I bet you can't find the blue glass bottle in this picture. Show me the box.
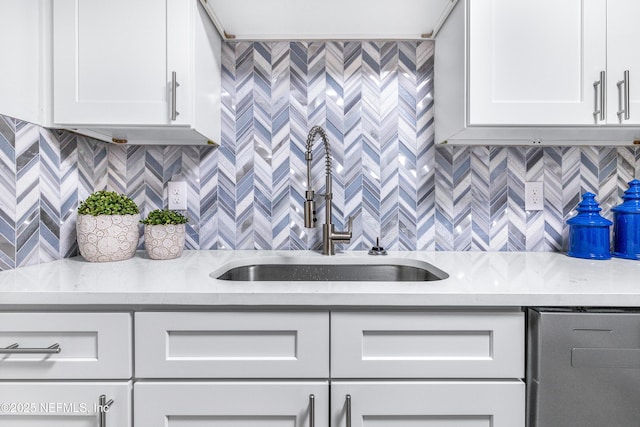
[567,192,612,260]
[612,179,640,260]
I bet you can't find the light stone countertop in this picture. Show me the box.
[0,250,639,307]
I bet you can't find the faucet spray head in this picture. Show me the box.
[304,190,317,228]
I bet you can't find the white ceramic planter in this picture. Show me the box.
[144,224,186,260]
[76,214,140,262]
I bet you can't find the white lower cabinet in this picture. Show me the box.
[331,381,524,427]
[133,380,524,427]
[134,381,328,427]
[2,309,524,426]
[132,310,525,427]
[330,311,525,427]
[0,382,131,427]
[0,313,132,427]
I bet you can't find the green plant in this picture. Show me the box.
[140,209,188,225]
[77,191,139,216]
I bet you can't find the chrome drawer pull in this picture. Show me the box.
[0,343,61,354]
[98,394,114,427]
[309,394,315,427]
[346,394,352,427]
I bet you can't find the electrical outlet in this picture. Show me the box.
[525,181,544,211]
[167,181,187,210]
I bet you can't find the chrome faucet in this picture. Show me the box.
[304,126,353,255]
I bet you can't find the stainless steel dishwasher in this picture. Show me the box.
[528,308,640,426]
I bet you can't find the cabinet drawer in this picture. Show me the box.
[0,381,131,427]
[331,311,524,378]
[135,311,329,378]
[0,313,132,379]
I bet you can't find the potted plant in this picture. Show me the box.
[140,209,188,260]
[76,190,140,262]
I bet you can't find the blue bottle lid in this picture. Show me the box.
[566,192,613,227]
[612,179,640,214]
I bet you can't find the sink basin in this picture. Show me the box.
[214,261,448,282]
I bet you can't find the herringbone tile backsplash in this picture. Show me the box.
[1,41,639,270]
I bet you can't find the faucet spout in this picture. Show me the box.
[304,126,352,255]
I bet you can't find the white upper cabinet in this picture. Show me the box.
[435,0,640,145]
[0,0,44,125]
[51,0,221,145]
[53,0,175,125]
[607,0,640,125]
[468,0,605,126]
[200,0,458,40]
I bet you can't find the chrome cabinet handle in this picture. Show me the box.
[98,394,114,427]
[625,70,631,120]
[346,394,352,427]
[309,394,315,427]
[593,70,606,122]
[171,71,180,121]
[0,343,61,354]
[617,70,630,121]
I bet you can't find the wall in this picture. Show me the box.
[1,41,639,271]
[0,117,105,270]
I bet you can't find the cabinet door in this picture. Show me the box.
[0,382,131,427]
[135,381,328,427]
[607,0,640,124]
[52,0,188,125]
[468,0,606,125]
[0,0,41,124]
[332,381,524,427]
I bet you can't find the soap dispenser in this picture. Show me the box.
[566,192,612,260]
[612,179,640,260]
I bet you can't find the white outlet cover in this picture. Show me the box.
[525,181,544,211]
[167,181,187,210]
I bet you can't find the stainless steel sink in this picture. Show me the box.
[215,262,448,282]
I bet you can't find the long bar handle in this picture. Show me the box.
[346,394,351,427]
[594,70,606,122]
[625,70,630,120]
[618,70,630,121]
[98,394,114,427]
[309,394,315,427]
[0,343,61,354]
[171,71,180,121]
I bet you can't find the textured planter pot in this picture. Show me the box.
[144,224,186,260]
[76,214,140,262]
